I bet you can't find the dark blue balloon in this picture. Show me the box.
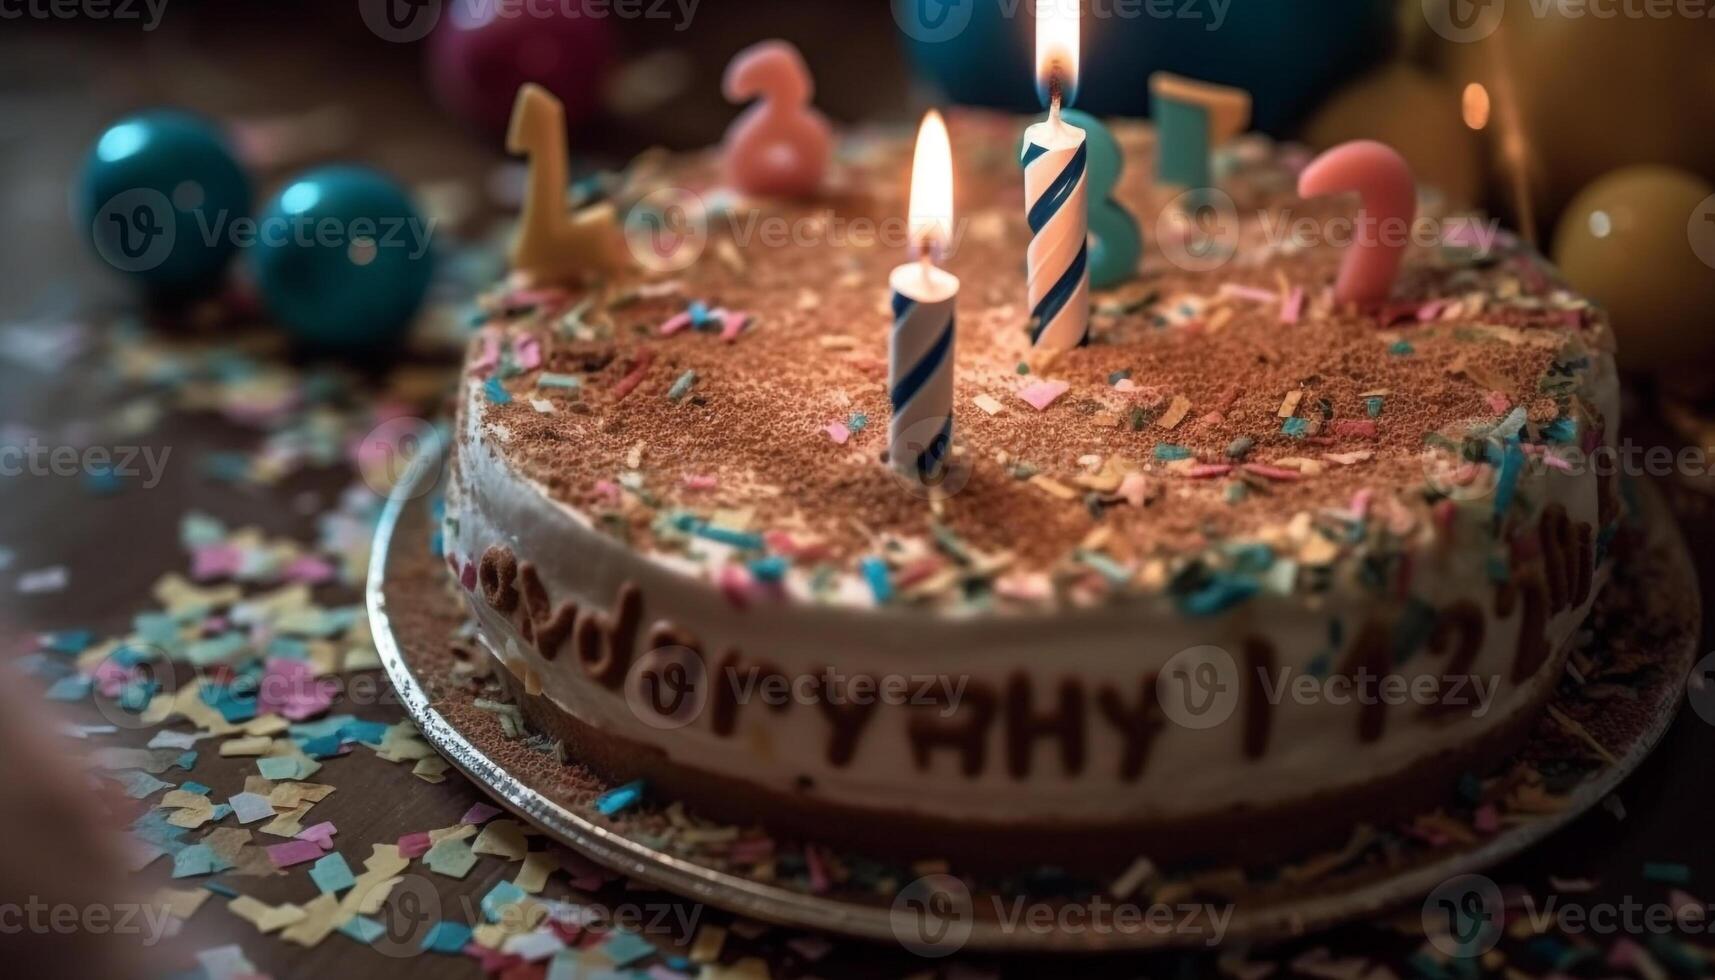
[75,110,252,298]
[895,0,1396,135]
[247,166,435,354]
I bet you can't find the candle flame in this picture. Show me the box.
[1034,0,1080,109]
[908,110,954,259]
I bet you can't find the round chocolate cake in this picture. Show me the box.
[442,113,1619,869]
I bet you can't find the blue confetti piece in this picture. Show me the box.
[1178,574,1259,617]
[44,674,93,702]
[747,555,789,583]
[1388,340,1415,356]
[602,930,658,968]
[483,376,512,405]
[310,852,356,894]
[847,412,868,432]
[176,750,199,771]
[337,719,390,746]
[180,781,213,796]
[481,880,527,922]
[596,780,646,817]
[339,915,386,945]
[421,921,473,954]
[300,735,344,759]
[859,556,892,604]
[1365,396,1385,418]
[41,629,96,654]
[1153,442,1193,461]
[1493,440,1525,518]
[256,756,308,781]
[1281,417,1309,439]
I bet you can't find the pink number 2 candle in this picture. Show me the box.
[1297,140,1417,308]
[721,40,833,199]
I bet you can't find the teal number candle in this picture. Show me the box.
[1150,73,1253,202]
[1059,109,1142,289]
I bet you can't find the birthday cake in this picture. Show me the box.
[442,110,1619,870]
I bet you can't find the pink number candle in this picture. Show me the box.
[1297,140,1418,307]
[721,40,833,199]
[1022,2,1090,353]
[890,111,959,483]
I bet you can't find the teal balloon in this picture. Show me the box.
[248,166,434,354]
[1061,109,1143,289]
[898,0,1393,135]
[75,110,252,299]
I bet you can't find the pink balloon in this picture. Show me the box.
[721,40,832,199]
[1297,140,1417,308]
[428,3,616,137]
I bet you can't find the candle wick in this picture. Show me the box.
[919,250,934,289]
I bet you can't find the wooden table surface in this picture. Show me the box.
[2,9,1713,979]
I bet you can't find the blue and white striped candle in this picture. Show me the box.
[1024,2,1090,353]
[888,264,958,481]
[889,109,959,484]
[1022,113,1090,352]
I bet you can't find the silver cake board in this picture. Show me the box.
[366,460,1700,953]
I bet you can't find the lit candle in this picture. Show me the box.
[1150,73,1252,201]
[889,110,959,484]
[1060,108,1142,289]
[1022,2,1090,353]
[1297,140,1417,307]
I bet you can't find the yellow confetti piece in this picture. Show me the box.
[259,804,315,839]
[704,956,772,980]
[229,895,307,934]
[428,823,478,845]
[412,756,451,783]
[279,893,343,948]
[152,886,212,921]
[1028,474,1078,500]
[1157,395,1192,431]
[1277,389,1304,418]
[219,736,275,758]
[514,850,555,894]
[472,819,530,861]
[972,394,1004,416]
[689,924,728,963]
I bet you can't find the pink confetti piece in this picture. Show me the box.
[1280,287,1305,324]
[1473,804,1500,834]
[397,831,434,859]
[719,310,752,342]
[1350,489,1374,518]
[258,658,337,722]
[298,822,337,850]
[1485,391,1511,414]
[823,421,851,445]
[1331,420,1378,439]
[1018,379,1070,411]
[1415,299,1448,322]
[191,546,243,582]
[468,332,501,375]
[611,350,656,402]
[1179,464,1233,479]
[682,474,718,490]
[460,561,477,591]
[726,837,775,864]
[592,480,622,503]
[461,802,502,825]
[514,334,542,371]
[265,839,324,868]
[1219,284,1276,304]
[282,555,335,585]
[1117,472,1151,508]
[717,564,753,609]
[658,311,694,337]
[804,844,830,895]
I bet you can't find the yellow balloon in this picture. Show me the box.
[1304,63,1483,208]
[1428,2,1715,218]
[1552,166,1715,381]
